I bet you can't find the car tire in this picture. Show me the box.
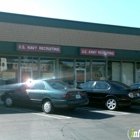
[105,97,118,111]
[4,95,13,107]
[42,100,54,114]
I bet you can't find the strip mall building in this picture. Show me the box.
[0,12,140,87]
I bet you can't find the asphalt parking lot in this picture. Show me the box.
[0,100,140,140]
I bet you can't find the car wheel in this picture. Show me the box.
[105,97,118,111]
[4,95,13,107]
[42,100,54,114]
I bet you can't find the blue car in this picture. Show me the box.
[1,80,89,114]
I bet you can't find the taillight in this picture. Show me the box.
[62,94,74,98]
[128,92,134,98]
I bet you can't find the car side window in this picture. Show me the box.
[94,81,109,89]
[49,81,66,89]
[33,82,45,90]
[81,81,94,89]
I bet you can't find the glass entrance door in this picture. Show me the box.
[20,67,33,82]
[75,68,86,87]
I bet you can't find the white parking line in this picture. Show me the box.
[77,107,130,115]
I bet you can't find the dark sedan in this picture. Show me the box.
[0,80,89,114]
[78,80,140,110]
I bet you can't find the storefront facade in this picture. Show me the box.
[0,12,140,87]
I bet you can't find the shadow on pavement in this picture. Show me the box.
[0,101,140,120]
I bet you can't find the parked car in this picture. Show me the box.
[0,78,18,95]
[130,83,140,90]
[77,80,140,110]
[0,79,89,114]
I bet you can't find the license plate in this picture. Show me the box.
[76,94,81,99]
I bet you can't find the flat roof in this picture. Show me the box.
[0,11,140,36]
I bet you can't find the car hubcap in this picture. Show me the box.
[106,99,116,110]
[6,97,12,106]
[44,102,51,113]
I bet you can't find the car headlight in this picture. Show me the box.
[137,93,140,97]
[128,92,134,98]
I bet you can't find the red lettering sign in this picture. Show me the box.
[81,48,115,57]
[17,44,61,53]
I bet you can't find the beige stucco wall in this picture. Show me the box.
[0,22,140,50]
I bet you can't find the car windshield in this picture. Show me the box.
[45,80,72,89]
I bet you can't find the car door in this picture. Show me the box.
[26,81,47,105]
[12,84,31,104]
[80,81,95,103]
[91,81,110,103]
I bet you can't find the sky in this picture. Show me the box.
[0,0,140,28]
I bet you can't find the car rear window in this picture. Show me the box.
[46,80,71,89]
[109,81,130,90]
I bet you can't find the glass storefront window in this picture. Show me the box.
[136,62,140,82]
[40,58,55,79]
[122,62,134,85]
[32,57,38,79]
[76,60,86,86]
[0,56,18,85]
[76,59,85,68]
[137,62,140,70]
[20,56,38,82]
[108,61,121,81]
[59,59,74,85]
[86,60,91,81]
[92,61,106,80]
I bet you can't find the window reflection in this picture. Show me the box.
[40,58,55,79]
[59,59,74,85]
[108,61,121,81]
[136,62,140,82]
[76,60,86,86]
[20,56,38,82]
[86,60,90,81]
[0,56,18,85]
[76,60,85,68]
[122,62,134,85]
[92,61,106,80]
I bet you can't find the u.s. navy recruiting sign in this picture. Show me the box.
[17,44,61,53]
